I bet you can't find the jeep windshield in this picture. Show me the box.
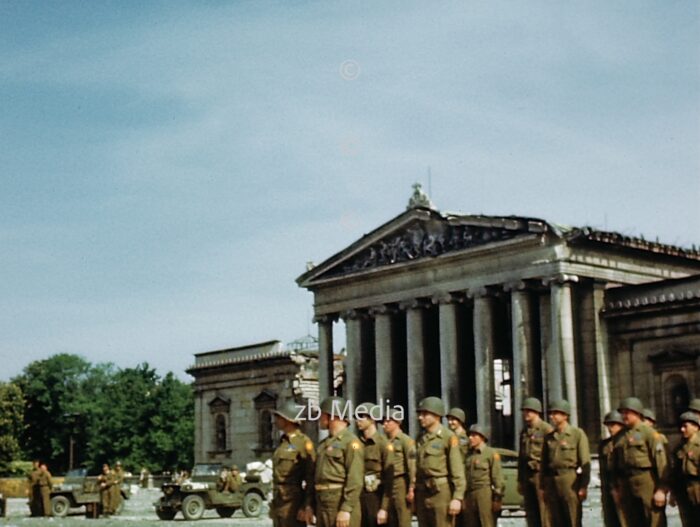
[191,464,222,477]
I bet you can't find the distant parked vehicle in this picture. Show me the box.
[49,468,131,517]
[495,448,525,514]
[154,463,268,520]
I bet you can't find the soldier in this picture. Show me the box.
[270,399,316,527]
[111,461,125,515]
[643,408,670,527]
[382,408,416,527]
[38,463,52,517]
[539,399,590,527]
[446,408,469,460]
[613,397,669,527]
[463,424,504,527]
[356,403,394,527]
[671,411,700,526]
[599,411,624,527]
[517,397,552,527]
[26,459,41,517]
[98,463,114,516]
[414,396,465,527]
[314,396,364,527]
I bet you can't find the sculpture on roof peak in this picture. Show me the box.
[407,182,436,210]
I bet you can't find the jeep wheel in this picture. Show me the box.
[155,507,177,520]
[242,492,262,518]
[51,495,71,517]
[216,507,236,518]
[182,494,206,520]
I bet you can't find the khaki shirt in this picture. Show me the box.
[613,422,669,489]
[598,431,624,489]
[416,424,466,501]
[273,430,316,507]
[465,444,504,498]
[389,432,416,488]
[674,431,700,480]
[314,427,364,513]
[38,469,52,489]
[540,423,591,490]
[361,431,394,510]
[455,429,469,461]
[517,418,552,484]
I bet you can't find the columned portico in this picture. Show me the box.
[371,304,396,403]
[341,309,364,407]
[315,314,336,400]
[402,299,429,436]
[435,293,462,409]
[470,287,496,434]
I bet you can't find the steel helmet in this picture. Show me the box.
[603,410,624,425]
[548,399,571,415]
[417,396,445,417]
[447,407,466,425]
[617,397,644,415]
[273,400,303,423]
[467,424,489,442]
[680,411,700,427]
[521,397,543,414]
[642,408,656,423]
[688,398,700,413]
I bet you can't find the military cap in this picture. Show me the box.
[319,396,349,420]
[618,397,644,415]
[447,407,466,425]
[273,400,303,423]
[548,399,571,415]
[521,397,543,414]
[467,424,489,441]
[355,402,378,419]
[688,398,700,413]
[115,461,122,466]
[642,408,656,423]
[384,407,404,422]
[603,410,624,425]
[417,396,445,417]
[230,464,239,471]
[680,411,700,427]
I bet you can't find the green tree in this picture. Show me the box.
[0,382,24,474]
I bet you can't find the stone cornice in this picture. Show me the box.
[398,298,431,310]
[542,273,580,286]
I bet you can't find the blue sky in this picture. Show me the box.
[1,1,698,381]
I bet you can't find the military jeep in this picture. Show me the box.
[154,463,268,520]
[49,468,131,517]
[494,448,525,514]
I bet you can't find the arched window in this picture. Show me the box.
[260,409,273,449]
[665,374,690,425]
[215,414,227,451]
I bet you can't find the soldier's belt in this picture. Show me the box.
[416,476,448,491]
[624,467,651,476]
[315,483,344,491]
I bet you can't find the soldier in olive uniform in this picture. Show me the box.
[539,399,590,527]
[27,460,41,517]
[314,396,364,527]
[98,463,115,516]
[382,408,416,527]
[612,397,669,527]
[38,463,53,517]
[271,400,316,527]
[463,424,504,527]
[643,408,670,527]
[671,412,700,526]
[446,408,468,461]
[356,403,394,527]
[599,411,625,527]
[414,396,465,527]
[517,397,552,527]
[111,461,125,515]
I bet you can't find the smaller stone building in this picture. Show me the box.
[187,337,343,469]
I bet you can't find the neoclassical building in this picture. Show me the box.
[297,186,700,446]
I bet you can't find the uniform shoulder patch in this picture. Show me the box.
[493,452,500,461]
[351,441,361,450]
[386,443,394,452]
[449,435,459,448]
[305,440,314,453]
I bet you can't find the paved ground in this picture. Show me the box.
[1,487,683,526]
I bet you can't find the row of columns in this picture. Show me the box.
[315,274,584,440]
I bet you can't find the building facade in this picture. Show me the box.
[297,186,700,446]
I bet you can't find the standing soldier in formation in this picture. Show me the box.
[98,463,115,516]
[356,403,394,527]
[613,397,669,527]
[382,408,416,527]
[463,424,504,527]
[27,459,41,516]
[414,396,465,527]
[270,400,316,527]
[38,463,52,517]
[517,397,552,527]
[314,396,364,527]
[446,408,468,460]
[643,408,670,527]
[539,399,590,527]
[671,412,700,526]
[599,411,624,527]
[111,461,125,515]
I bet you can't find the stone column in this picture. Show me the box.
[401,299,429,436]
[341,309,364,408]
[593,281,611,437]
[314,314,337,401]
[371,305,395,403]
[506,281,535,448]
[433,293,462,409]
[470,287,496,431]
[547,274,580,426]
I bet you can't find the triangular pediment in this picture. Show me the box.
[298,208,550,286]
